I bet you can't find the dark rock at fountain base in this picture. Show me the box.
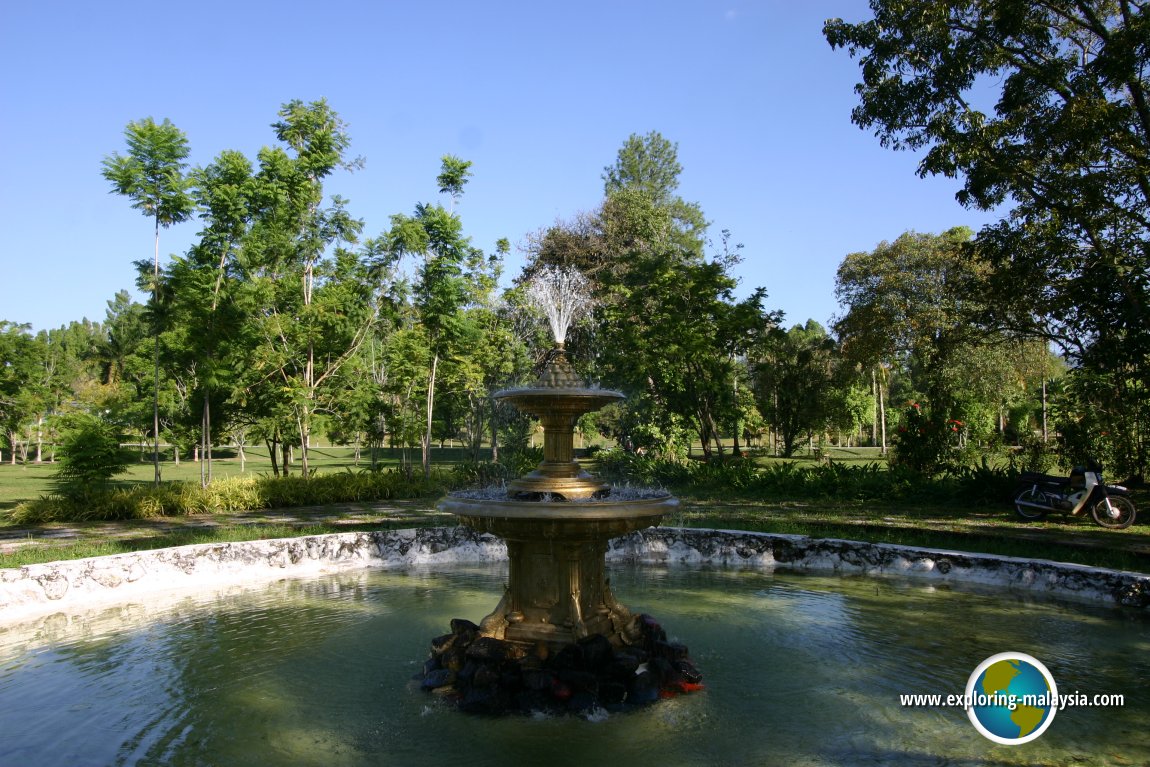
[416,614,703,716]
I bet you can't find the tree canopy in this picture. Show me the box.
[824,1,1150,369]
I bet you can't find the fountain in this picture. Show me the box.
[420,266,699,713]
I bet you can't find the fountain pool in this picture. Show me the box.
[1,560,1146,766]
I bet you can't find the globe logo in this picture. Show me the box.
[966,652,1058,744]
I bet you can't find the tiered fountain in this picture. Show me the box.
[419,267,701,714]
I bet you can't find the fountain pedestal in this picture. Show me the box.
[441,496,673,647]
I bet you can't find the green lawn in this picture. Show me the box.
[0,444,477,511]
[3,444,1146,575]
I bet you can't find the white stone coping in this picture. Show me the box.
[1,527,1147,626]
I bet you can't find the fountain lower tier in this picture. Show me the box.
[438,495,676,648]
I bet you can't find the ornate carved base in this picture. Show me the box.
[474,537,643,649]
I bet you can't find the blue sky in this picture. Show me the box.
[0,0,999,334]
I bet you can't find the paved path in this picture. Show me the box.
[0,500,449,555]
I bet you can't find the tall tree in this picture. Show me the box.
[602,130,707,254]
[0,322,41,464]
[753,320,843,457]
[387,156,478,477]
[529,132,776,459]
[834,228,988,414]
[102,117,194,484]
[167,149,255,485]
[241,99,375,476]
[825,1,1150,472]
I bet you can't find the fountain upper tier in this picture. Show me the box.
[494,346,623,500]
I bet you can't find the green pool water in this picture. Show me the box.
[1,564,1146,766]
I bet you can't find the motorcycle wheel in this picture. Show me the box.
[1091,496,1136,529]
[1013,487,1049,520]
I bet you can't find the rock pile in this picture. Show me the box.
[417,615,703,716]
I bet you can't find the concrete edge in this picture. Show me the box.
[1,526,1147,624]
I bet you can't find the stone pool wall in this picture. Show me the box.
[2,526,1147,621]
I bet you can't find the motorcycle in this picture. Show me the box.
[1013,460,1136,529]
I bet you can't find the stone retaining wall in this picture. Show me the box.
[2,527,1147,622]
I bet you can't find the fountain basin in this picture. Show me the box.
[3,527,1148,618]
[2,552,1147,766]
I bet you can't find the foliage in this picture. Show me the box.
[386,155,485,478]
[10,469,444,523]
[101,117,195,231]
[102,116,195,483]
[825,0,1150,476]
[597,447,1022,506]
[1010,431,1059,474]
[53,415,133,494]
[753,320,846,457]
[596,447,696,487]
[450,447,544,487]
[1055,365,1150,481]
[890,402,964,475]
[834,227,1052,461]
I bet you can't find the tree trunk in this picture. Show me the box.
[299,410,310,477]
[879,379,887,455]
[423,352,439,479]
[1041,377,1048,443]
[871,369,878,447]
[35,415,43,463]
[201,391,212,488]
[267,438,279,477]
[152,217,162,486]
[490,398,499,463]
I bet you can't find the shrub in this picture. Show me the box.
[9,468,445,524]
[890,403,962,475]
[596,448,696,487]
[451,448,545,488]
[53,415,133,496]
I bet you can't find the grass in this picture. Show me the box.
[666,496,1150,573]
[0,444,464,511]
[2,444,1147,575]
[0,521,454,569]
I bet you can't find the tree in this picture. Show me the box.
[834,228,990,416]
[602,131,707,254]
[29,320,105,463]
[825,1,1150,473]
[240,99,378,477]
[753,320,843,457]
[527,134,777,459]
[387,156,480,478]
[97,291,148,386]
[161,149,256,485]
[835,227,1055,469]
[102,117,194,484]
[603,130,684,204]
[0,322,42,464]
